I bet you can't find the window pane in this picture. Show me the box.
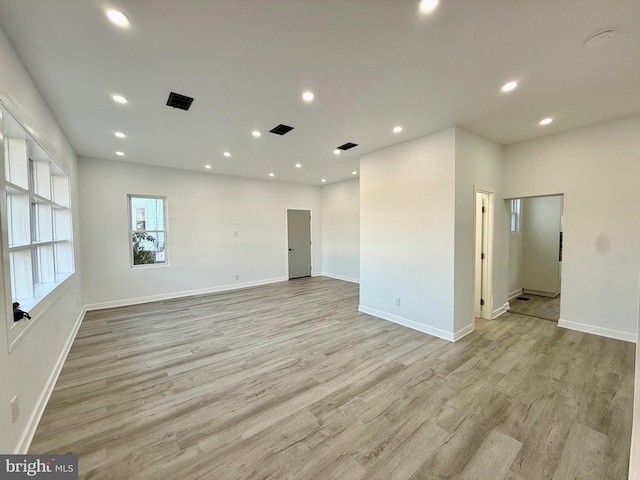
[55,242,74,274]
[53,207,72,241]
[6,137,29,189]
[34,160,52,199]
[7,191,30,246]
[37,245,55,283]
[130,196,166,266]
[130,197,164,231]
[52,174,70,206]
[132,231,166,265]
[10,250,34,301]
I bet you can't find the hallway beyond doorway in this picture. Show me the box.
[508,294,560,322]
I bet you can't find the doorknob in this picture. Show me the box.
[288,248,294,251]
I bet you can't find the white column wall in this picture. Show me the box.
[321,179,360,283]
[454,128,508,331]
[359,128,457,340]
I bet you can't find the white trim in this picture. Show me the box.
[453,323,475,341]
[321,272,359,284]
[493,302,510,318]
[558,319,636,343]
[8,274,77,352]
[473,187,494,320]
[85,277,287,311]
[14,305,86,454]
[358,305,455,342]
[509,288,524,300]
[523,289,558,298]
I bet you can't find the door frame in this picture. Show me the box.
[284,207,314,279]
[473,187,494,320]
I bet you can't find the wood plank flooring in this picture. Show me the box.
[508,294,561,321]
[30,277,634,479]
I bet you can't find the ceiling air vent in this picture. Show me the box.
[269,124,294,135]
[166,92,194,110]
[337,142,358,151]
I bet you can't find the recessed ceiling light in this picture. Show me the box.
[112,94,128,104]
[333,149,341,155]
[393,126,403,133]
[106,8,130,27]
[115,151,125,156]
[501,81,518,93]
[205,164,212,169]
[269,172,275,177]
[321,179,326,183]
[223,151,231,157]
[352,171,358,175]
[302,91,315,102]
[539,117,553,126]
[252,130,261,138]
[114,131,126,138]
[419,0,439,14]
[295,163,302,168]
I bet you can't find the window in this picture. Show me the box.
[510,198,521,233]
[129,195,166,266]
[2,108,74,320]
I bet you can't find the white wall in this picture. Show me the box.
[321,178,359,283]
[454,128,508,329]
[504,115,640,341]
[360,128,457,340]
[79,158,323,307]
[521,196,562,296]
[0,27,83,453]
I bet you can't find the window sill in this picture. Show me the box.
[8,272,76,352]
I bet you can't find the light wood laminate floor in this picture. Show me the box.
[508,294,561,322]
[30,277,634,479]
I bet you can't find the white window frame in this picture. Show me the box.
[1,104,75,350]
[510,198,521,234]
[128,195,167,267]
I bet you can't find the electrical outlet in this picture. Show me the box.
[234,274,240,281]
[10,396,19,423]
[395,297,401,306]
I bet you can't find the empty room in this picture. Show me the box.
[0,1,639,479]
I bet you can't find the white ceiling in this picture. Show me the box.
[0,0,638,185]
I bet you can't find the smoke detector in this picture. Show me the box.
[584,29,615,48]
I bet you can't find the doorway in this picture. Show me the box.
[507,195,563,321]
[474,190,492,319]
[287,209,312,279]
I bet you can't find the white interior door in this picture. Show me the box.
[287,209,311,279]
[474,192,490,318]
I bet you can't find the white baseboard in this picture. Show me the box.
[358,305,455,342]
[320,272,360,284]
[85,277,288,311]
[454,323,475,341]
[558,319,636,343]
[523,289,558,298]
[14,305,87,454]
[509,289,523,300]
[493,302,510,318]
